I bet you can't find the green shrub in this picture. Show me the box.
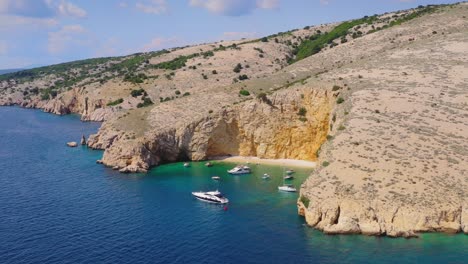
[298,107,307,116]
[239,90,250,96]
[212,70,218,74]
[332,85,342,91]
[261,37,268,42]
[124,73,147,84]
[152,54,197,70]
[137,97,153,108]
[336,97,345,104]
[175,90,181,95]
[292,16,378,63]
[300,195,310,207]
[254,47,264,53]
[238,74,249,80]
[183,92,190,96]
[233,63,243,73]
[322,161,330,167]
[131,89,146,97]
[107,98,124,106]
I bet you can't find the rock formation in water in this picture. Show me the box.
[81,135,87,145]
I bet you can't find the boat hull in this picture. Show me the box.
[278,187,297,192]
[228,171,251,175]
[192,192,229,204]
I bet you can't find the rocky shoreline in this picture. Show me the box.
[297,199,467,238]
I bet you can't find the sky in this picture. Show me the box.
[0,0,461,69]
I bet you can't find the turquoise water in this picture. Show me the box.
[0,107,467,264]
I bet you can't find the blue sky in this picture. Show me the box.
[0,0,460,69]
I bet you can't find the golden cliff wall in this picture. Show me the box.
[87,86,335,173]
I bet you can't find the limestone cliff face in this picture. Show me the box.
[17,87,114,122]
[297,4,468,237]
[87,87,334,173]
[298,197,466,237]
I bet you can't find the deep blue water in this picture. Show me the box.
[0,107,467,264]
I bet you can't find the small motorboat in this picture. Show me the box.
[278,184,297,192]
[262,173,270,179]
[284,175,294,180]
[183,162,190,167]
[205,162,213,167]
[212,176,221,180]
[228,165,251,175]
[286,169,295,175]
[192,190,229,204]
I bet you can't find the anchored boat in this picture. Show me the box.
[278,184,297,192]
[228,165,251,175]
[192,190,229,204]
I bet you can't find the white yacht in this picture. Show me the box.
[192,190,229,204]
[283,175,294,180]
[212,176,221,180]
[286,169,295,175]
[262,173,270,179]
[278,184,297,192]
[228,165,251,175]
[183,162,190,167]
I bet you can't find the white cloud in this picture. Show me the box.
[94,37,121,57]
[141,37,181,51]
[0,15,58,31]
[189,0,279,16]
[0,0,54,17]
[0,0,86,18]
[56,0,87,18]
[48,24,89,54]
[136,0,167,14]
[256,0,278,9]
[222,31,258,40]
[0,40,8,55]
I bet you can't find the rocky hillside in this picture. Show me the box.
[1,3,467,237]
[297,4,468,237]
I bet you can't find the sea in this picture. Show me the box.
[0,107,466,264]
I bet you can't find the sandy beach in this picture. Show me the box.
[211,156,316,168]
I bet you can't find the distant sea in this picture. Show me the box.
[0,107,466,264]
[0,69,23,75]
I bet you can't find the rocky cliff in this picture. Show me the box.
[12,87,114,122]
[88,87,335,173]
[298,3,468,237]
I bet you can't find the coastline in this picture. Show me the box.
[211,156,316,168]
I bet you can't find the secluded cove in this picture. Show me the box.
[0,107,467,264]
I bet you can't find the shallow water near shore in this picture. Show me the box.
[0,107,467,264]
